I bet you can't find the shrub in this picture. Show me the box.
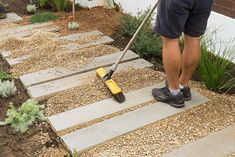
[54,0,69,11]
[0,80,17,98]
[0,99,46,133]
[30,12,58,24]
[133,31,162,59]
[0,70,12,80]
[39,0,51,8]
[39,0,70,11]
[199,33,235,92]
[119,9,153,38]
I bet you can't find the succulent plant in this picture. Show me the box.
[68,21,79,31]
[0,80,17,98]
[26,4,37,14]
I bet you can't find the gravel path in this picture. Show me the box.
[77,81,235,157]
[37,76,235,157]
[46,68,165,116]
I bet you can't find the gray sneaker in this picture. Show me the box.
[165,81,192,101]
[152,87,185,108]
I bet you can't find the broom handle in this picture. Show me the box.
[111,0,160,72]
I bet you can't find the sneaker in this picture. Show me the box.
[165,81,192,101]
[152,87,185,108]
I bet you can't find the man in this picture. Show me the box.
[152,0,214,108]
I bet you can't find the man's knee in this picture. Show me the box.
[184,34,200,44]
[162,36,179,43]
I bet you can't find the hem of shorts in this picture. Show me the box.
[183,31,204,38]
[154,28,181,39]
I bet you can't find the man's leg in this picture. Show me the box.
[152,37,185,108]
[179,35,201,86]
[162,37,182,90]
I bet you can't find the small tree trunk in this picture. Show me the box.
[73,0,75,20]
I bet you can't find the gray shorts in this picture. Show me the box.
[154,0,214,38]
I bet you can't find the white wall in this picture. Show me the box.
[75,0,103,8]
[115,0,158,16]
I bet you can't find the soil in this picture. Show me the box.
[2,0,29,16]
[54,7,121,36]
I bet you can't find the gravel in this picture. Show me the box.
[0,30,119,75]
[46,68,165,116]
[10,44,119,75]
[0,30,61,58]
[35,147,68,157]
[0,22,19,29]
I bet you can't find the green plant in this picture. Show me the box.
[54,0,69,11]
[39,0,51,8]
[68,21,79,30]
[119,9,152,38]
[0,70,12,80]
[0,80,17,98]
[0,99,46,133]
[133,30,162,59]
[26,4,37,14]
[30,12,58,24]
[64,150,79,157]
[39,0,70,11]
[199,32,235,92]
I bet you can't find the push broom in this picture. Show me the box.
[96,1,160,103]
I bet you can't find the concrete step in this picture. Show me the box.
[162,124,235,157]
[5,55,30,65]
[61,36,114,50]
[0,12,23,23]
[0,22,53,37]
[57,30,103,41]
[0,50,11,58]
[27,58,153,101]
[60,90,208,155]
[0,25,61,41]
[20,50,139,88]
[48,83,161,135]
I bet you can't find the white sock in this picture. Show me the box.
[169,88,180,96]
[179,84,185,89]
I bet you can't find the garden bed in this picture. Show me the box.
[0,56,66,157]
